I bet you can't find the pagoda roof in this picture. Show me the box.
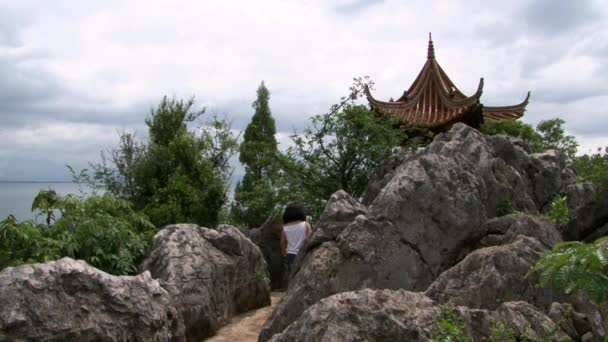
[366,34,530,128]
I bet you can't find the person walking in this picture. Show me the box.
[280,203,312,286]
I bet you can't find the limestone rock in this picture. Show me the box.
[477,213,562,250]
[140,224,270,341]
[268,289,573,342]
[260,123,567,341]
[0,258,185,341]
[248,212,284,290]
[361,151,411,205]
[425,236,560,311]
[562,182,608,241]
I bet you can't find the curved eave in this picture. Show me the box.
[365,85,481,127]
[483,91,531,120]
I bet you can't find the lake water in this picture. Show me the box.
[0,182,83,222]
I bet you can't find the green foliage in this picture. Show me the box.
[536,119,578,161]
[232,173,277,228]
[573,146,608,191]
[488,320,516,342]
[31,189,60,226]
[278,77,406,219]
[0,191,154,275]
[431,305,471,342]
[239,81,278,179]
[232,82,280,227]
[496,200,514,217]
[545,195,569,225]
[481,119,543,151]
[481,118,578,161]
[527,236,608,304]
[94,96,238,228]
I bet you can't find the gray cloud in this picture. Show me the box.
[523,0,601,36]
[332,0,383,14]
[0,0,607,182]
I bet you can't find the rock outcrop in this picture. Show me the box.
[260,124,606,341]
[140,224,270,341]
[248,212,285,290]
[0,258,185,341]
[563,182,608,241]
[268,289,574,342]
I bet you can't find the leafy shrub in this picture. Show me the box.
[431,305,471,342]
[573,146,608,191]
[488,320,516,342]
[545,195,569,225]
[481,119,543,151]
[0,191,155,275]
[496,200,514,217]
[527,236,608,304]
[481,118,578,161]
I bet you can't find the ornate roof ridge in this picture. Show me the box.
[366,34,531,127]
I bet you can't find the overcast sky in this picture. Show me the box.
[1,0,607,181]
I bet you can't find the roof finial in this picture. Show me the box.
[428,32,435,59]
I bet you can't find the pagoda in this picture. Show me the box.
[366,34,530,130]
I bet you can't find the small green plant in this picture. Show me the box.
[496,200,514,217]
[431,305,471,342]
[488,319,516,342]
[255,269,270,282]
[527,236,608,304]
[545,195,569,225]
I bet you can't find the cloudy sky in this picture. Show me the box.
[1,0,606,181]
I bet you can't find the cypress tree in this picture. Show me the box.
[232,81,279,227]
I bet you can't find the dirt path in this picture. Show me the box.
[205,292,284,342]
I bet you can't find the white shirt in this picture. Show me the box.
[283,221,307,255]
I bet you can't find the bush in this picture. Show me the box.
[488,320,516,342]
[573,146,608,191]
[545,195,569,225]
[527,236,608,304]
[481,118,578,161]
[0,191,155,275]
[480,119,543,151]
[431,305,471,342]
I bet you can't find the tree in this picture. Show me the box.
[573,146,608,191]
[279,77,406,219]
[239,81,278,179]
[232,82,280,227]
[480,119,543,151]
[481,118,578,160]
[94,96,238,228]
[536,118,578,161]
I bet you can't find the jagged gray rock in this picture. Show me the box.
[260,123,569,341]
[476,213,562,250]
[248,212,285,290]
[268,289,573,342]
[361,151,411,205]
[425,235,560,311]
[563,182,608,241]
[0,258,185,341]
[140,224,270,341]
